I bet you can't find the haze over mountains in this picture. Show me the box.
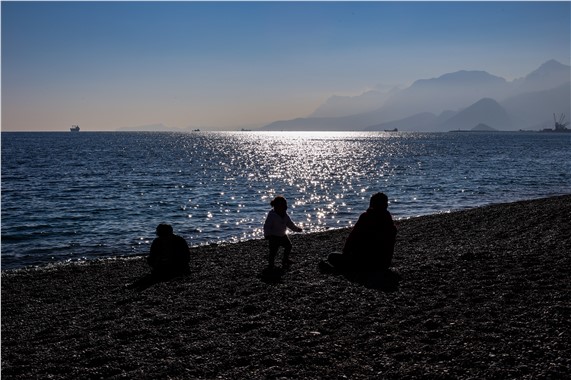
[262,60,570,132]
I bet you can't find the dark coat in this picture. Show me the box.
[148,234,191,276]
[342,207,397,270]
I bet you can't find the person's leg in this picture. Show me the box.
[268,237,280,267]
[281,236,293,266]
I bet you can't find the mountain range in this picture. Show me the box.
[262,59,570,132]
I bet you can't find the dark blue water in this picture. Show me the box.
[2,131,570,270]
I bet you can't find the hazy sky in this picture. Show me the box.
[2,1,570,131]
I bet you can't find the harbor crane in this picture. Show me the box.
[553,113,570,131]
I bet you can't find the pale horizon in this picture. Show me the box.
[2,1,570,132]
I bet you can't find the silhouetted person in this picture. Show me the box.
[148,224,191,279]
[263,196,303,268]
[324,192,397,272]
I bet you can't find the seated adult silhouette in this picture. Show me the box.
[324,192,397,272]
[147,223,191,279]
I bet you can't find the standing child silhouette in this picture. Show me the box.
[263,196,303,268]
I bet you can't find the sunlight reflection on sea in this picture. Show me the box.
[2,131,570,269]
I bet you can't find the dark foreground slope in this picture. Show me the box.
[2,195,570,379]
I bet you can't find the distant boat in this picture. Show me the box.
[70,125,80,132]
[384,128,398,132]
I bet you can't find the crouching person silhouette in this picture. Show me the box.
[148,223,191,279]
[322,192,397,273]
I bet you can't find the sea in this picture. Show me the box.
[2,131,570,270]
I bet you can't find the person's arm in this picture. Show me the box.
[343,214,365,254]
[286,215,303,232]
[148,239,159,265]
[385,212,398,239]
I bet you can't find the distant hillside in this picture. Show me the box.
[261,59,570,132]
[309,90,395,118]
[440,98,513,131]
[263,107,395,131]
[501,82,571,128]
[366,112,439,132]
[376,70,510,121]
[367,98,513,132]
[471,123,498,132]
[512,60,571,94]
[263,113,379,131]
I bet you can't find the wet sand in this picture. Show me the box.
[2,195,570,379]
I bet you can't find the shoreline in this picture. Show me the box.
[2,195,570,378]
[3,192,569,272]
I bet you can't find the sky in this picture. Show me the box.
[2,1,570,131]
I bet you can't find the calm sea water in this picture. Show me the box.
[2,131,570,270]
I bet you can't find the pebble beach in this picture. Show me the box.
[2,195,570,379]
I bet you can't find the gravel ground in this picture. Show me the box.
[2,195,570,379]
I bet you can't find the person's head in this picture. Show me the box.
[270,196,288,214]
[156,223,174,238]
[369,192,389,210]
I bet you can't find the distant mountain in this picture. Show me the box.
[407,70,507,94]
[366,83,570,133]
[512,60,571,94]
[309,88,397,118]
[366,111,458,132]
[471,123,498,132]
[440,98,513,131]
[263,110,388,131]
[366,112,438,132]
[501,82,571,128]
[372,70,510,120]
[261,59,571,131]
[367,98,512,132]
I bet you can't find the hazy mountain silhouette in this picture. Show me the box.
[440,98,513,131]
[263,110,389,131]
[512,60,571,94]
[366,112,436,132]
[309,88,398,118]
[470,123,498,132]
[501,82,571,127]
[380,70,509,121]
[367,98,513,132]
[366,111,459,132]
[261,59,570,132]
